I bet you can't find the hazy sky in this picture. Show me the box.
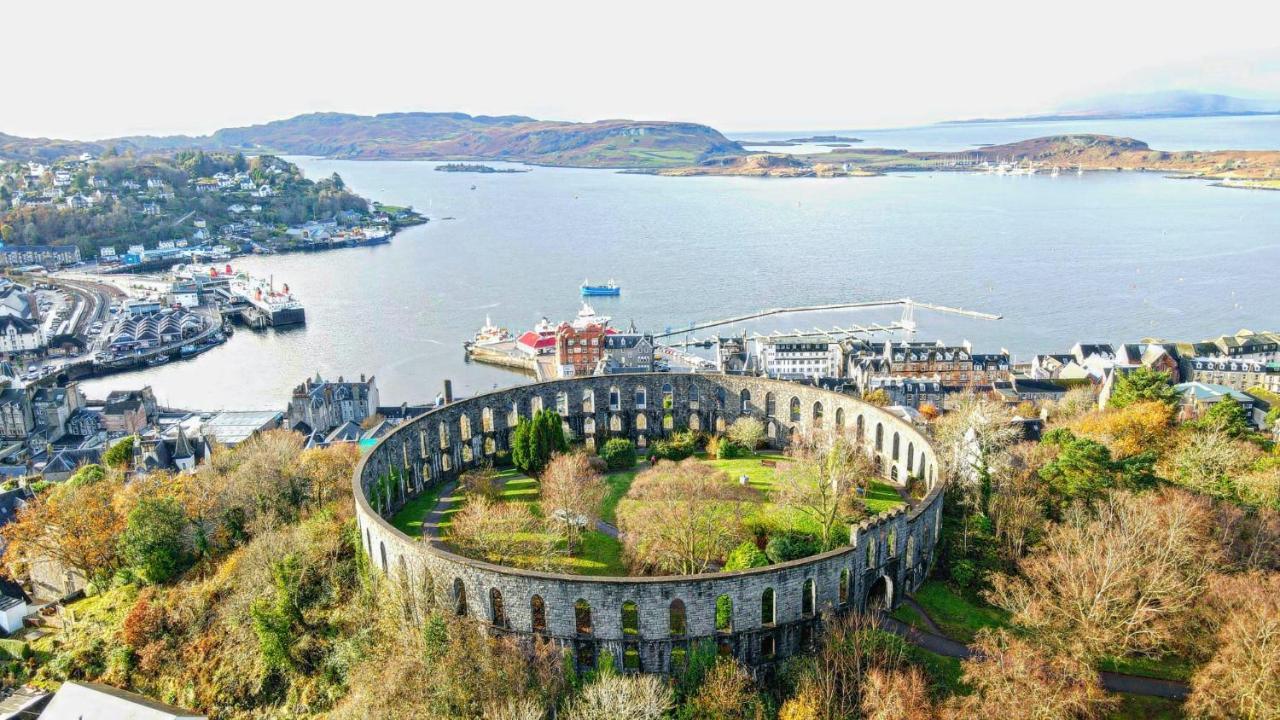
[7,0,1280,139]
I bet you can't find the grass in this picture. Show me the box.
[1100,654,1196,682]
[865,480,905,514]
[891,602,930,630]
[600,466,640,524]
[705,452,787,493]
[1107,694,1185,719]
[911,581,1010,644]
[389,483,447,535]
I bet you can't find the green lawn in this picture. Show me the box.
[389,482,449,535]
[1100,654,1196,682]
[911,581,1010,644]
[1107,694,1185,720]
[601,466,640,524]
[891,602,930,630]
[865,480,905,514]
[704,453,787,493]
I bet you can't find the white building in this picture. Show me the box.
[755,337,845,380]
[0,316,42,353]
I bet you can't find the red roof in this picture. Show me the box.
[517,331,556,350]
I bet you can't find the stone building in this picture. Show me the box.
[756,337,844,380]
[599,328,654,374]
[1184,357,1279,393]
[555,322,609,378]
[0,389,34,441]
[287,374,379,435]
[355,374,943,675]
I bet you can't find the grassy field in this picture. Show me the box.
[1108,694,1185,719]
[1100,654,1196,682]
[910,581,1011,643]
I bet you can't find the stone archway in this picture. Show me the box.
[866,574,893,611]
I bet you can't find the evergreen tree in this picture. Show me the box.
[1109,367,1178,408]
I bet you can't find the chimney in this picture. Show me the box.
[443,379,453,404]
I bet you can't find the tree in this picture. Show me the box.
[774,435,872,551]
[448,498,553,569]
[726,416,765,451]
[862,388,890,407]
[1198,396,1253,438]
[946,629,1114,719]
[1108,367,1178,409]
[2,470,126,584]
[933,392,1021,512]
[512,410,567,476]
[103,435,135,470]
[1039,429,1156,507]
[459,465,502,501]
[1187,572,1280,719]
[617,460,759,575]
[564,673,673,720]
[987,489,1219,660]
[723,541,769,571]
[119,496,189,584]
[539,452,607,553]
[1171,429,1258,500]
[598,438,636,471]
[1071,400,1173,459]
[683,657,769,720]
[860,667,940,720]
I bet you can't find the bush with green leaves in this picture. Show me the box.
[764,531,820,563]
[723,541,770,571]
[119,496,189,584]
[103,436,135,470]
[1109,366,1178,408]
[649,430,700,462]
[598,438,637,470]
[511,409,568,476]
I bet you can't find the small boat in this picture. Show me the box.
[146,354,170,367]
[180,344,198,356]
[468,315,512,347]
[581,278,621,297]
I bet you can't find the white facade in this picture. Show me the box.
[0,319,42,353]
[756,338,844,380]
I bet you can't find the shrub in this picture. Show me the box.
[103,436,135,470]
[715,437,750,460]
[724,541,770,571]
[598,438,636,471]
[119,496,189,584]
[765,532,820,563]
[726,416,765,450]
[459,465,501,501]
[649,430,700,462]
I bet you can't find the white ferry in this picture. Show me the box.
[230,273,306,327]
[468,315,512,347]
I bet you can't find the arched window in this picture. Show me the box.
[856,415,865,441]
[813,401,824,428]
[438,421,449,449]
[765,392,776,417]
[866,538,876,567]
[802,579,816,617]
[690,413,701,431]
[635,413,648,431]
[484,437,496,456]
[761,588,775,625]
[482,407,494,433]
[583,389,595,414]
[575,599,593,635]
[766,421,776,439]
[634,386,648,409]
[835,407,845,430]
[892,432,900,460]
[669,599,687,637]
[715,415,726,433]
[441,454,452,472]
[531,395,543,413]
[622,600,639,636]
[490,588,507,627]
[715,595,733,633]
[609,386,621,411]
[610,414,622,432]
[789,397,801,422]
[875,423,884,451]
[887,528,897,557]
[740,389,751,413]
[531,595,547,634]
[891,465,898,481]
[462,445,473,463]
[663,414,674,430]
[553,392,566,415]
[906,535,916,567]
[459,414,472,441]
[715,387,726,409]
[364,528,371,555]
[907,442,914,473]
[453,578,467,616]
[662,383,673,409]
[688,384,700,408]
[379,541,387,572]
[508,402,519,427]
[839,569,850,606]
[584,417,596,434]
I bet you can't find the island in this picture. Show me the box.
[434,163,529,174]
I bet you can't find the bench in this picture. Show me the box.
[760,459,777,468]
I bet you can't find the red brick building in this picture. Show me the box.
[556,322,610,377]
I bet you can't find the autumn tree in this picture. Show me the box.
[564,673,673,720]
[774,434,873,550]
[2,469,126,584]
[1186,572,1280,719]
[945,629,1114,719]
[683,657,769,720]
[617,460,759,575]
[539,452,607,553]
[860,666,940,720]
[1107,366,1178,409]
[987,489,1219,660]
[448,498,553,569]
[726,416,765,451]
[932,392,1021,511]
[1070,400,1173,459]
[459,464,502,501]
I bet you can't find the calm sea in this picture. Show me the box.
[79,117,1280,410]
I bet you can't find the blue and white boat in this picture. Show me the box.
[581,278,621,297]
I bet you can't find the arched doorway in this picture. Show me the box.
[866,574,893,611]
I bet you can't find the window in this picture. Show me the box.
[839,569,850,606]
[764,392,776,417]
[789,397,801,422]
[835,407,845,430]
[856,415,865,441]
[622,601,639,636]
[813,402,824,427]
[575,599,593,635]
[663,414,674,430]
[866,538,876,567]
[715,387,726,409]
[634,386,647,409]
[508,402,519,427]
[892,432,900,460]
[583,389,595,414]
[907,535,916,567]
[490,588,507,628]
[662,383,673,409]
[379,542,387,573]
[715,595,733,633]
[531,595,547,634]
[484,437,496,456]
[462,445,473,463]
[669,599,686,636]
[556,392,569,415]
[740,389,751,413]
[875,423,884,451]
[584,417,596,434]
[459,414,472,441]
[688,384,699,408]
[907,443,914,473]
[531,396,543,413]
[802,579,816,617]
[438,421,449,449]
[635,413,647,431]
[760,635,776,659]
[610,414,622,432]
[482,407,494,433]
[453,578,467,616]
[761,588,775,625]
[887,528,897,557]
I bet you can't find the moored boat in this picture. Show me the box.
[581,278,621,297]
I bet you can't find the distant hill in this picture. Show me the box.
[0,112,745,169]
[949,91,1280,124]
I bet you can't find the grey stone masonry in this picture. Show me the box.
[354,374,945,673]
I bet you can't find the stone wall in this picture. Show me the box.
[353,374,945,672]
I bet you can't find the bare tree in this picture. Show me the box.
[861,666,940,720]
[774,434,874,550]
[946,629,1114,719]
[987,489,1219,660]
[726,416,765,450]
[563,673,673,720]
[447,498,554,569]
[1187,572,1280,720]
[617,459,759,574]
[933,392,1021,510]
[539,452,607,554]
